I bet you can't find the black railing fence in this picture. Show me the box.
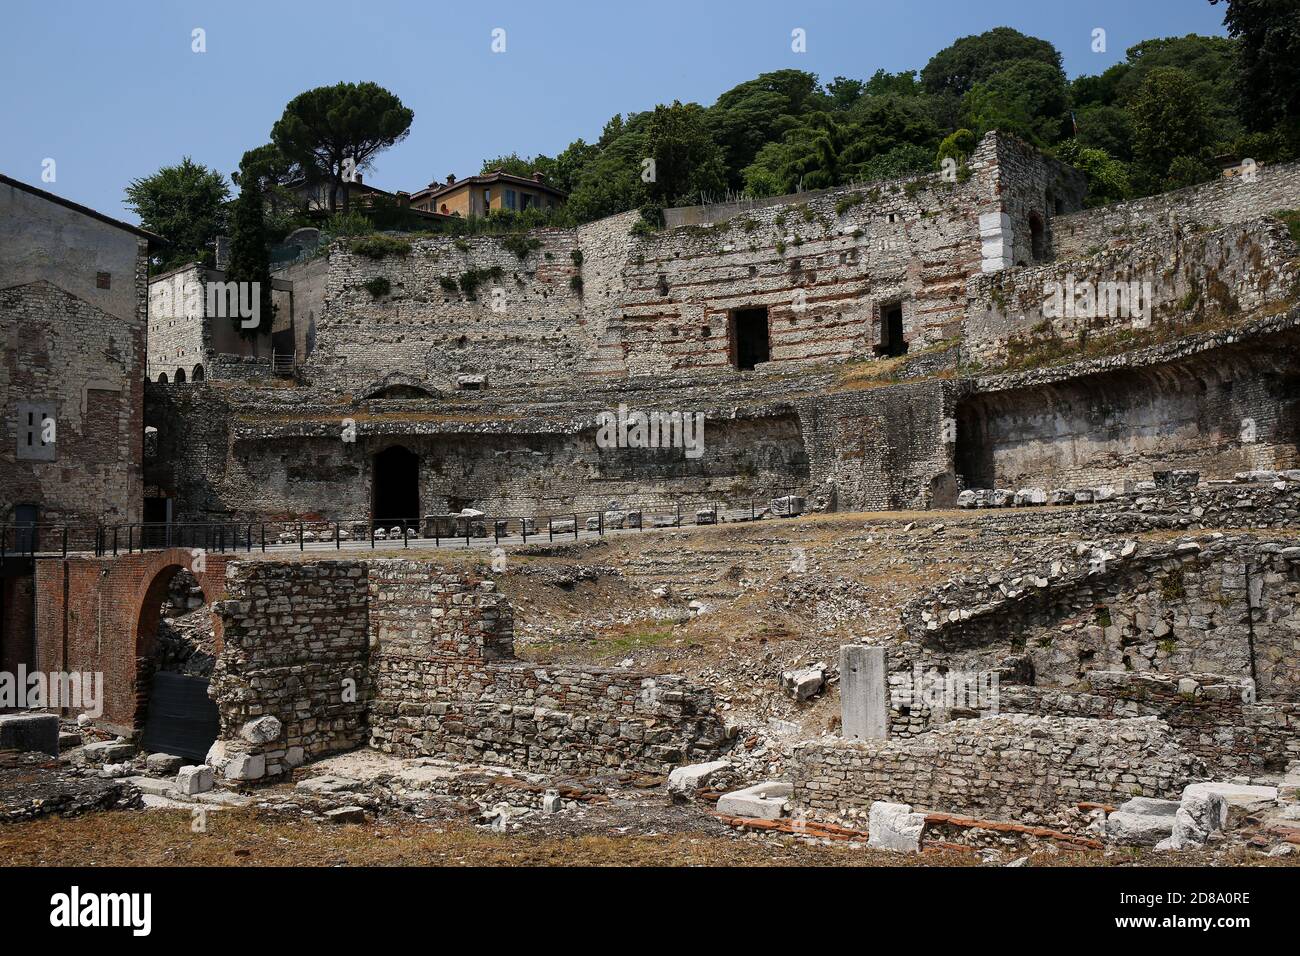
[1,487,806,560]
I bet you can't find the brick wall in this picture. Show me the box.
[31,549,229,733]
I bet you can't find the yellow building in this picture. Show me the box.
[410,170,566,217]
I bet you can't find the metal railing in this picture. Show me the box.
[0,487,805,561]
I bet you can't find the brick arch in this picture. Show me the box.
[32,548,231,734]
[129,549,228,730]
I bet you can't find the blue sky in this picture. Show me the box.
[0,0,1228,221]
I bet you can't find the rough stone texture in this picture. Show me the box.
[793,714,1202,819]
[210,561,371,781]
[209,559,729,779]
[0,713,60,756]
[716,781,793,820]
[840,645,888,739]
[366,560,729,773]
[1051,159,1300,261]
[868,800,927,852]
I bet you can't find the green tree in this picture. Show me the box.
[644,101,728,205]
[962,59,1069,146]
[479,152,537,178]
[270,81,413,212]
[224,179,276,338]
[1054,139,1133,206]
[1130,66,1215,191]
[922,27,1061,128]
[1213,0,1300,133]
[124,157,230,272]
[706,70,825,189]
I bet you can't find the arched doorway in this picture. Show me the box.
[135,564,220,760]
[192,364,205,381]
[372,445,420,530]
[174,367,187,384]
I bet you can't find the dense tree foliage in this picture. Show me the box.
[124,158,229,272]
[128,6,1300,247]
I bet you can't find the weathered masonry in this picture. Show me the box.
[208,560,728,780]
[141,132,1300,526]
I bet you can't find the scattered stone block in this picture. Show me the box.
[145,753,184,776]
[695,508,717,525]
[1105,797,1179,845]
[771,495,805,517]
[717,782,792,821]
[176,765,214,795]
[80,740,135,764]
[323,806,366,823]
[0,713,59,757]
[868,801,926,853]
[667,760,732,801]
[780,665,826,701]
[1180,782,1277,824]
[240,715,282,745]
[224,752,266,781]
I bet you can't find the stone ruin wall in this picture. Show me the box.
[1051,157,1300,261]
[955,312,1300,491]
[300,132,1082,395]
[366,560,728,772]
[881,525,1300,774]
[794,714,1202,819]
[210,559,728,780]
[963,218,1300,367]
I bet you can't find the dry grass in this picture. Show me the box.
[0,809,943,867]
[4,810,1291,867]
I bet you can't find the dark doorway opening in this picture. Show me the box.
[373,445,420,530]
[874,301,907,357]
[143,497,172,549]
[1029,212,1047,262]
[136,567,219,761]
[730,307,770,370]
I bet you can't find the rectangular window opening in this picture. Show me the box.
[729,306,770,371]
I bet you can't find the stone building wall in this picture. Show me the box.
[365,560,729,772]
[208,559,729,779]
[146,265,208,382]
[901,533,1300,698]
[793,714,1201,819]
[1052,159,1300,261]
[1,174,149,528]
[210,561,372,779]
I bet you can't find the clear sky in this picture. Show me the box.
[0,0,1229,222]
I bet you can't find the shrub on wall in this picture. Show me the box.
[351,235,412,259]
[363,276,392,298]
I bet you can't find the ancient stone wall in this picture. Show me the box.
[999,674,1300,775]
[793,714,1201,819]
[365,560,728,772]
[1052,160,1300,261]
[210,561,371,779]
[208,559,729,779]
[963,219,1299,368]
[956,313,1300,489]
[1,274,147,527]
[902,533,1300,698]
